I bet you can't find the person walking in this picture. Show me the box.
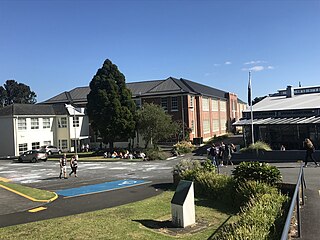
[225,143,234,166]
[59,153,68,179]
[218,142,225,166]
[208,143,217,167]
[303,138,319,167]
[69,154,78,177]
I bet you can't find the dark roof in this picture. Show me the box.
[42,77,229,105]
[0,104,68,116]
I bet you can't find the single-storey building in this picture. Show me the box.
[234,85,320,150]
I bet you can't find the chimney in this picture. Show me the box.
[286,85,294,98]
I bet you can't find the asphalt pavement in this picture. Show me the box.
[0,157,319,240]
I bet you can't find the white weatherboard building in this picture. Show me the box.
[0,104,89,157]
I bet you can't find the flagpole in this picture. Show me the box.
[249,71,254,144]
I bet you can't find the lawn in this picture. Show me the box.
[0,181,56,202]
[0,191,234,240]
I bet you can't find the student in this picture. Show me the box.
[69,154,78,177]
[59,153,68,179]
[303,138,319,167]
[208,143,217,167]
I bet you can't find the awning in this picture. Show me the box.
[233,116,320,126]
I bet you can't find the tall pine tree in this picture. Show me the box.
[86,59,136,150]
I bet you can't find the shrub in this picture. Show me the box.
[240,141,272,152]
[232,161,282,186]
[173,159,215,181]
[173,141,195,154]
[234,180,279,207]
[145,148,167,160]
[212,185,289,240]
[194,171,235,203]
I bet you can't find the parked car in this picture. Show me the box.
[18,150,48,163]
[40,145,62,155]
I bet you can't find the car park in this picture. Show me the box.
[40,145,62,155]
[18,150,48,163]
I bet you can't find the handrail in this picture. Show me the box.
[280,163,306,240]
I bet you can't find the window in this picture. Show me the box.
[32,142,40,150]
[190,96,194,109]
[134,99,142,109]
[171,97,178,111]
[220,100,227,112]
[212,119,219,131]
[43,141,51,146]
[161,98,168,111]
[31,118,39,129]
[203,119,210,133]
[59,139,68,150]
[220,118,227,131]
[211,99,218,111]
[43,118,50,129]
[202,97,209,111]
[73,116,80,127]
[19,143,28,153]
[18,118,27,130]
[58,117,67,128]
[191,120,195,133]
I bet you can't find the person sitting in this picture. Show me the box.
[111,151,118,158]
[119,152,123,159]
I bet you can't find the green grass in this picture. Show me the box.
[0,181,56,201]
[0,191,233,240]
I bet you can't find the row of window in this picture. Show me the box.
[18,140,68,153]
[18,117,80,130]
[203,119,227,133]
[18,140,52,153]
[161,97,178,111]
[202,97,227,112]
[159,96,227,112]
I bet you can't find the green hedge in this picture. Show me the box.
[211,187,288,240]
[175,159,288,239]
[232,161,282,186]
[240,141,272,152]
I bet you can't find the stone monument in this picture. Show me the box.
[171,180,195,228]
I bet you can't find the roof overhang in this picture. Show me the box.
[233,116,320,126]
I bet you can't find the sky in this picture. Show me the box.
[1,0,319,103]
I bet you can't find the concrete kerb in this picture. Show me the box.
[0,182,58,203]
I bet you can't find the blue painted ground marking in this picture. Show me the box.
[56,179,149,198]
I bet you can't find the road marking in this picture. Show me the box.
[28,207,47,213]
[56,179,151,198]
[0,177,11,182]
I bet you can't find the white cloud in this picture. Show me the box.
[225,61,232,65]
[267,66,274,70]
[244,60,265,65]
[213,63,220,67]
[242,66,264,72]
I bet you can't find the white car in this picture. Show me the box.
[40,145,62,155]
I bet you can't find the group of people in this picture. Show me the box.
[59,153,78,179]
[207,142,236,167]
[81,144,90,152]
[104,150,146,160]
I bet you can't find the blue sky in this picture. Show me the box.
[1,0,319,102]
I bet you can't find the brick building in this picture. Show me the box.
[43,77,246,145]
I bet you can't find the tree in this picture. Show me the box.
[252,96,267,105]
[136,103,178,148]
[86,59,136,150]
[0,80,37,107]
[0,86,6,107]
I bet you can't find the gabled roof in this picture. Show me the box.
[42,77,229,105]
[0,104,68,116]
